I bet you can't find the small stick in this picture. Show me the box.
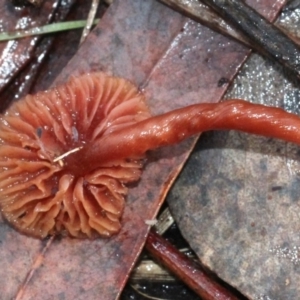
[159,0,249,47]
[162,0,300,82]
[145,230,241,300]
[80,0,101,44]
[53,147,83,163]
[15,236,55,300]
[200,0,300,81]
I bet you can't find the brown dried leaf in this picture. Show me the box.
[168,2,300,300]
[0,1,70,92]
[0,0,76,109]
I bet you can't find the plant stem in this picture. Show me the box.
[146,230,242,300]
[0,19,100,42]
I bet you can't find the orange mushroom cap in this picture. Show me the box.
[0,73,151,238]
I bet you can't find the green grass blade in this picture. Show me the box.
[0,19,100,42]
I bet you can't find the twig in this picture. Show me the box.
[159,0,249,46]
[145,230,242,300]
[15,236,55,300]
[161,0,300,83]
[80,0,101,44]
[200,0,300,81]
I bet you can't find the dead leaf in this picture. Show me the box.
[168,2,300,300]
[0,0,286,299]
[0,1,76,95]
[0,0,77,110]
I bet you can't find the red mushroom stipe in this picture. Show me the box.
[1,72,300,239]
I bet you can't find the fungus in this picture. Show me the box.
[0,73,151,238]
[1,72,300,239]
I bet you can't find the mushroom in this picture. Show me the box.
[0,72,151,238]
[1,72,300,239]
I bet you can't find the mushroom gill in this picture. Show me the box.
[0,73,151,238]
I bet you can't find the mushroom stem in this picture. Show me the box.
[77,99,300,171]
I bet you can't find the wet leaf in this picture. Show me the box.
[0,1,76,94]
[168,1,300,300]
